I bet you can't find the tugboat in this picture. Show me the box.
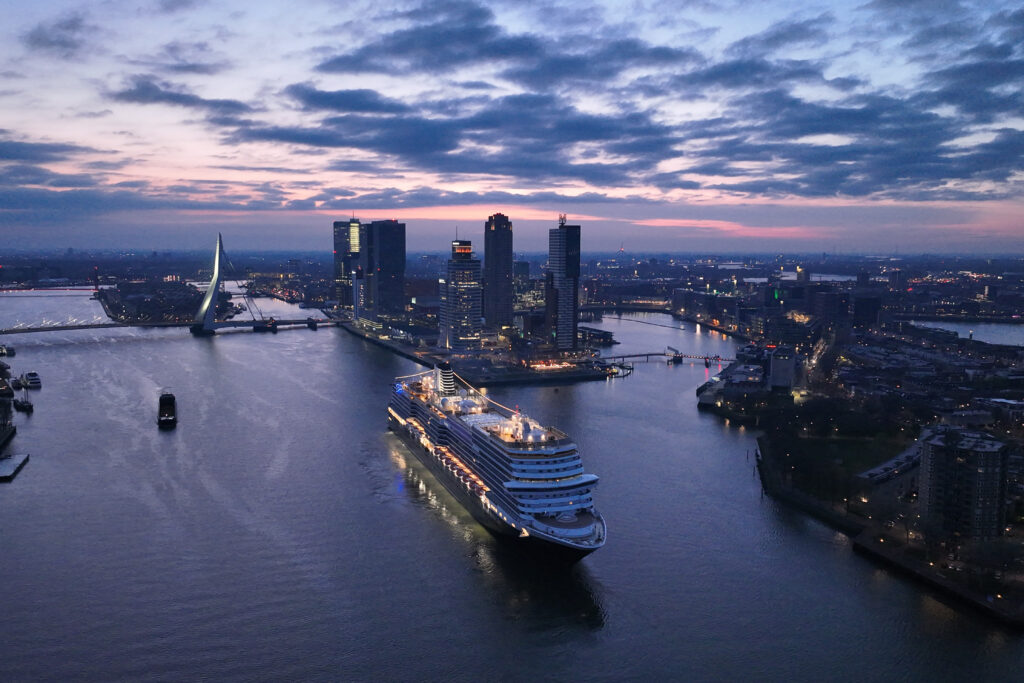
[158,392,177,429]
[13,390,33,414]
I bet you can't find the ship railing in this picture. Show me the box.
[499,435,575,450]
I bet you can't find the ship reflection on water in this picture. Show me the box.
[387,439,606,630]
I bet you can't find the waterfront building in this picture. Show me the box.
[920,427,1008,541]
[439,240,482,351]
[483,213,514,329]
[545,215,580,351]
[354,219,405,324]
[333,218,361,306]
[769,345,797,389]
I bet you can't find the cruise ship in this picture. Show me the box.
[387,363,606,561]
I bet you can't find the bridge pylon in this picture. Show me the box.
[190,233,225,336]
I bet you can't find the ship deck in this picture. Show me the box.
[535,509,600,530]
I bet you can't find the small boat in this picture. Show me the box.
[158,392,177,429]
[21,372,41,389]
[13,391,33,413]
[0,345,14,357]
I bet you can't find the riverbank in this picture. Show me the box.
[756,433,1024,626]
[0,424,15,450]
[896,314,1024,325]
[334,320,431,368]
[334,319,615,386]
[853,533,1024,627]
[673,314,752,342]
[755,435,867,535]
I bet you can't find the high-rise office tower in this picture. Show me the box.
[483,213,513,328]
[439,240,482,351]
[333,220,346,303]
[513,261,530,294]
[920,428,1008,541]
[545,215,580,351]
[333,218,361,306]
[354,219,405,323]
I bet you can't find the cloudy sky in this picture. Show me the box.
[1,0,1022,253]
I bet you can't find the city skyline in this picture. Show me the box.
[1,0,1022,253]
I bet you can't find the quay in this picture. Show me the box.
[853,533,1024,627]
[0,452,29,483]
[755,435,1024,626]
[335,320,431,368]
[333,318,625,387]
[0,424,15,450]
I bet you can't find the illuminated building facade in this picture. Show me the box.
[333,218,361,306]
[439,240,482,351]
[545,215,580,351]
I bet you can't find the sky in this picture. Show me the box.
[0,0,1022,254]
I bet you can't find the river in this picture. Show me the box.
[1,292,1023,680]
[910,320,1024,347]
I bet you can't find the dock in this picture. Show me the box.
[0,424,15,450]
[0,452,29,482]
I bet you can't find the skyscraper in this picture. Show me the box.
[333,220,346,303]
[354,219,405,324]
[333,218,361,306]
[483,213,513,328]
[439,240,482,351]
[545,215,580,351]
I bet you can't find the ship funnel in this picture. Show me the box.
[436,362,456,396]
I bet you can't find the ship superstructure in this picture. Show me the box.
[387,363,605,560]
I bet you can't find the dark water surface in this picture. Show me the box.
[2,294,1024,681]
[911,320,1024,347]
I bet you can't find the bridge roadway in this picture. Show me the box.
[0,318,335,335]
[595,352,736,363]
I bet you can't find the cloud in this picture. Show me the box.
[109,75,252,114]
[315,186,637,210]
[225,90,680,187]
[85,159,134,170]
[21,13,97,59]
[672,58,830,91]
[914,46,1024,122]
[213,164,313,174]
[501,38,700,89]
[284,83,411,113]
[157,0,201,13]
[0,138,98,162]
[316,0,542,74]
[667,85,1018,200]
[133,41,232,75]
[0,164,99,188]
[727,14,833,56]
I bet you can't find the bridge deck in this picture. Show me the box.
[0,318,334,335]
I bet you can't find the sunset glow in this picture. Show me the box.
[1,0,1021,252]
